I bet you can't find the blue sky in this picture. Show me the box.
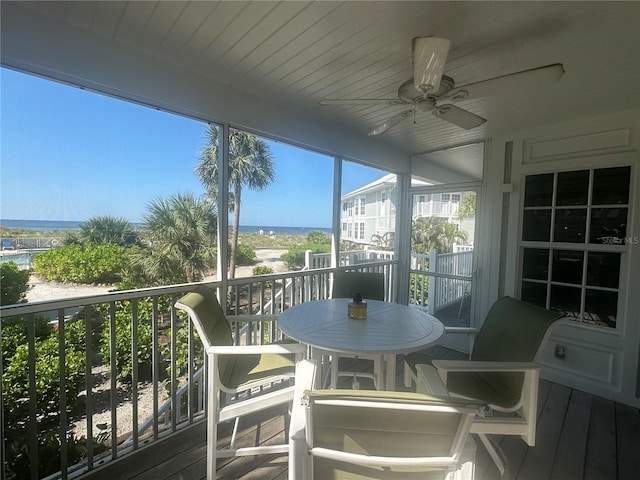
[0,68,385,228]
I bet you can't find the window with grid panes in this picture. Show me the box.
[520,166,631,329]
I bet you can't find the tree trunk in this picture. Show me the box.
[229,185,241,279]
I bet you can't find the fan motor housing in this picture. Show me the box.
[398,75,455,103]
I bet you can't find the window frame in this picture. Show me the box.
[517,164,633,331]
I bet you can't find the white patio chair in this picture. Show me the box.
[403,296,564,476]
[327,271,386,389]
[289,383,483,480]
[175,285,308,480]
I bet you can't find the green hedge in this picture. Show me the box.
[0,263,31,305]
[33,243,128,284]
[100,300,154,381]
[2,318,86,423]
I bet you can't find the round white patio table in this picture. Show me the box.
[278,298,445,390]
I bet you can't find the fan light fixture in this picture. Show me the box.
[413,37,450,94]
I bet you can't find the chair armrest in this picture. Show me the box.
[432,360,540,373]
[310,448,460,468]
[206,343,307,355]
[443,327,478,336]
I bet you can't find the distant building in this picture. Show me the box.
[340,174,474,247]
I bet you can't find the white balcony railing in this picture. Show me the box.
[0,250,483,479]
[0,261,395,480]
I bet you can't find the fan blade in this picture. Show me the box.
[368,109,414,135]
[442,63,565,101]
[413,37,450,94]
[319,98,406,106]
[434,104,486,130]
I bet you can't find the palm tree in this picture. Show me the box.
[133,193,217,284]
[196,126,274,278]
[439,221,468,252]
[66,215,140,247]
[370,232,394,250]
[412,217,468,254]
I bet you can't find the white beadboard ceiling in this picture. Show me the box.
[2,1,640,161]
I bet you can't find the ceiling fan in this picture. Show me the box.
[320,37,564,135]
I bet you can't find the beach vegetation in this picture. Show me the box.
[64,215,141,247]
[132,193,217,285]
[100,300,154,381]
[252,265,274,287]
[237,232,310,250]
[33,243,128,284]
[280,230,331,270]
[252,265,274,276]
[0,262,31,305]
[409,273,429,306]
[235,243,256,265]
[196,127,274,279]
[2,317,88,479]
[306,230,331,245]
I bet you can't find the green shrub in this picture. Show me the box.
[252,265,274,287]
[306,230,331,244]
[252,265,274,276]
[100,300,154,381]
[409,273,429,306]
[235,244,256,265]
[0,263,31,305]
[6,431,93,480]
[162,314,204,380]
[33,243,128,284]
[281,243,331,270]
[1,316,53,368]
[2,329,85,422]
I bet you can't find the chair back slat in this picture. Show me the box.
[304,390,478,478]
[448,296,564,409]
[175,286,236,387]
[332,272,385,301]
[471,296,563,363]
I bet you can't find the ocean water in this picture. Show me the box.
[1,219,85,231]
[1,219,330,236]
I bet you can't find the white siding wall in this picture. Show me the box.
[483,109,640,407]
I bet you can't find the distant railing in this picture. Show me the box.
[412,200,459,219]
[409,249,473,313]
[0,237,62,249]
[307,247,395,269]
[0,261,396,480]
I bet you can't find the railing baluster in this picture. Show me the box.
[27,313,38,480]
[151,297,159,440]
[58,308,68,480]
[131,299,139,449]
[86,305,95,470]
[109,302,117,461]
[0,312,5,480]
[258,281,265,315]
[186,294,194,424]
[170,302,177,431]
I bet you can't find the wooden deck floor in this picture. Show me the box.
[91,346,640,480]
